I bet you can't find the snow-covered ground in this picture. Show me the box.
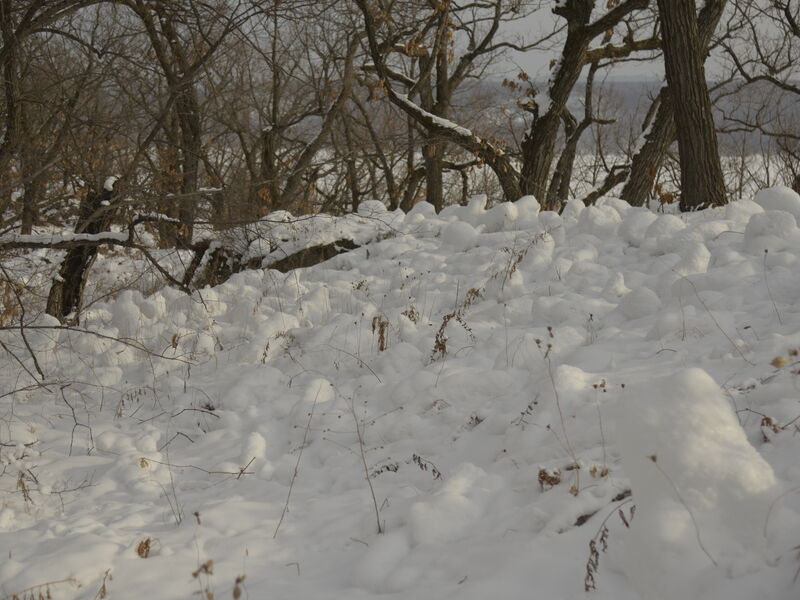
[1,190,799,600]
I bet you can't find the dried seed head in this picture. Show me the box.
[771,356,791,368]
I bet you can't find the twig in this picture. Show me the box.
[0,381,58,399]
[323,344,382,383]
[763,484,800,538]
[144,458,255,477]
[763,249,783,325]
[677,274,754,365]
[157,431,195,451]
[650,455,718,567]
[0,263,45,379]
[0,338,50,389]
[237,457,256,480]
[60,385,93,456]
[584,496,633,592]
[93,569,111,599]
[349,393,384,534]
[544,349,580,492]
[273,386,322,538]
[0,324,192,363]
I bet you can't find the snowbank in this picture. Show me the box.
[1,188,799,600]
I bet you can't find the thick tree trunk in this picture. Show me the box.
[46,183,116,322]
[521,114,562,207]
[657,0,727,211]
[622,0,727,207]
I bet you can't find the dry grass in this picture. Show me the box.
[0,578,80,600]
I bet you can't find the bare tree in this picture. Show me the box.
[356,0,659,209]
[717,0,800,194]
[519,0,657,207]
[355,0,532,207]
[205,3,359,218]
[0,0,108,229]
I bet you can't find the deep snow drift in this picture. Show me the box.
[1,190,799,599]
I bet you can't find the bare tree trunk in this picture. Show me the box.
[622,0,726,207]
[621,91,676,206]
[423,139,445,211]
[258,127,281,212]
[19,110,44,235]
[156,115,183,246]
[340,115,361,212]
[518,4,580,204]
[176,89,201,244]
[519,0,650,208]
[401,166,425,212]
[46,183,116,322]
[656,0,727,211]
[19,157,45,234]
[0,0,21,218]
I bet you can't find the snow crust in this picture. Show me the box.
[1,187,800,599]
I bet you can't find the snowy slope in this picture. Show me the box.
[1,190,799,600]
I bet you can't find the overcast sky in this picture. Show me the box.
[493,5,732,82]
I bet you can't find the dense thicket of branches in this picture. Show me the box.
[1,0,799,318]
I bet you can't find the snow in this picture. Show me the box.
[441,221,479,250]
[394,94,489,147]
[753,186,800,220]
[1,188,800,600]
[617,368,782,600]
[103,176,119,192]
[1,231,129,244]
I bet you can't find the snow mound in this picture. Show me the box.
[743,210,799,253]
[441,221,478,251]
[753,186,800,220]
[618,287,662,320]
[616,368,780,600]
[407,463,503,546]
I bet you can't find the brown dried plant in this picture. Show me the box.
[136,537,152,558]
[372,315,389,351]
[538,467,561,490]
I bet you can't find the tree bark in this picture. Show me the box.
[0,0,21,218]
[621,90,676,206]
[423,140,445,211]
[657,0,727,211]
[46,183,116,322]
[520,0,593,207]
[175,88,201,243]
[622,0,727,207]
[518,0,652,208]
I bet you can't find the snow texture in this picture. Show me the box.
[1,186,799,600]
